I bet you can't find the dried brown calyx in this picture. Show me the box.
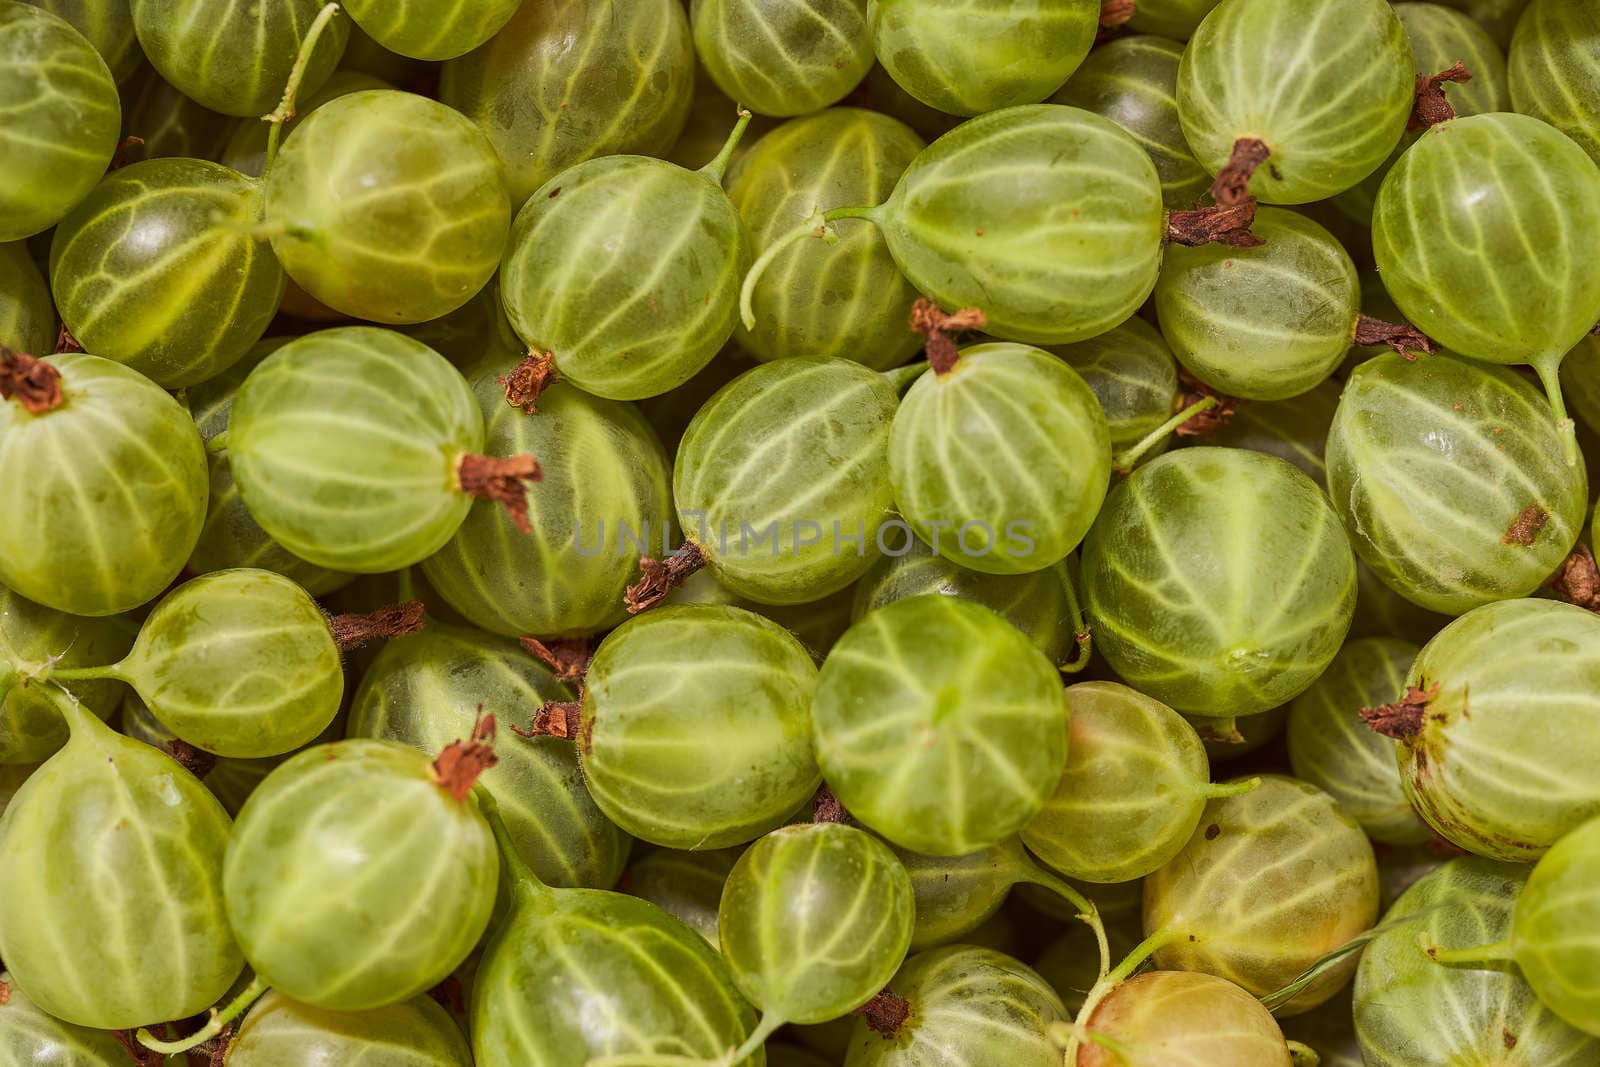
[512,700,584,740]
[431,711,499,801]
[0,978,8,1004]
[329,600,426,652]
[1354,316,1439,360]
[519,636,591,683]
[0,347,63,413]
[853,988,912,1038]
[1501,505,1549,547]
[1098,0,1135,38]
[813,784,851,825]
[1411,62,1473,132]
[1166,200,1264,248]
[166,738,219,780]
[624,541,707,614]
[1211,138,1272,208]
[910,298,986,376]
[456,454,543,535]
[1551,543,1600,611]
[53,324,82,354]
[1173,369,1239,438]
[1360,682,1440,739]
[108,134,145,171]
[499,351,556,413]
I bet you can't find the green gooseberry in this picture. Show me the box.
[471,807,760,1066]
[670,357,900,605]
[1156,207,1360,400]
[0,969,130,1066]
[0,583,131,763]
[349,621,631,890]
[1375,598,1600,861]
[220,70,389,179]
[21,0,141,82]
[719,823,916,1058]
[889,343,1111,575]
[422,376,673,639]
[0,241,54,355]
[227,327,540,574]
[440,0,694,207]
[341,0,519,61]
[625,846,744,947]
[1047,318,1180,457]
[129,0,347,117]
[1178,0,1414,204]
[866,0,1098,116]
[1078,970,1298,1066]
[728,107,925,369]
[692,0,873,117]
[0,689,241,1029]
[117,687,293,819]
[1127,0,1221,38]
[1205,376,1340,488]
[667,65,778,171]
[1373,113,1600,457]
[0,351,208,616]
[851,539,1083,668]
[813,596,1068,856]
[1348,558,1451,646]
[0,3,121,242]
[841,946,1068,1067]
[1355,855,1600,1064]
[563,604,819,850]
[227,990,472,1066]
[1143,775,1379,1013]
[50,569,342,758]
[1326,353,1588,615]
[1286,637,1432,846]
[225,736,499,1010]
[499,118,753,402]
[1023,681,1260,884]
[1081,447,1356,719]
[49,157,286,387]
[1509,0,1600,165]
[120,66,235,162]
[265,89,511,324]
[1052,35,1211,210]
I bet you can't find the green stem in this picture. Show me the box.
[205,430,230,454]
[881,362,930,395]
[1423,938,1515,967]
[1200,776,1262,799]
[1259,913,1442,1013]
[1287,1040,1322,1067]
[395,567,416,605]
[479,792,556,909]
[1112,396,1216,473]
[724,1012,785,1065]
[46,664,120,682]
[698,108,754,186]
[1533,355,1579,467]
[260,2,342,180]
[1061,928,1183,1066]
[137,975,268,1054]
[1058,560,1091,675]
[738,204,880,330]
[1024,868,1110,980]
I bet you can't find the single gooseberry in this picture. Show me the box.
[225,990,472,1066]
[340,0,520,60]
[692,0,874,117]
[1077,970,1301,1066]
[1508,0,1600,165]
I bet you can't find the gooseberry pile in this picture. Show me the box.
[5,0,1600,1064]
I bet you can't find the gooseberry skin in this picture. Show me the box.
[1509,815,1600,1036]
[866,0,1098,117]
[0,584,131,764]
[265,90,511,325]
[889,343,1112,575]
[1080,971,1294,1067]
[440,0,694,207]
[692,0,873,118]
[129,0,348,117]
[1081,448,1356,719]
[1392,598,1600,862]
[0,968,131,1066]
[872,104,1165,345]
[224,739,499,1011]
[21,0,142,83]
[1326,354,1587,615]
[0,241,54,356]
[1372,113,1600,373]
[341,0,520,61]
[227,990,472,1066]
[675,357,899,604]
[728,108,925,369]
[1206,377,1339,488]
[220,70,390,180]
[1509,0,1600,165]
[1156,207,1359,400]
[841,946,1068,1067]
[1023,681,1229,884]
[1046,317,1179,455]
[227,328,485,574]
[0,695,241,1030]
[626,847,744,947]
[1355,856,1600,1065]
[1178,0,1415,204]
[893,836,1092,951]
[0,3,121,242]
[1286,637,1432,846]
[349,622,630,891]
[1145,775,1380,1014]
[812,596,1069,856]
[49,158,285,388]
[0,353,208,617]
[1052,35,1211,211]
[578,605,820,850]
[1126,0,1221,38]
[720,824,916,1024]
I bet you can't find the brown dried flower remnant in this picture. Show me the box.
[513,700,584,740]
[1173,369,1239,438]
[457,454,544,535]
[1551,543,1600,612]
[1410,62,1472,132]
[813,784,851,825]
[1354,316,1439,360]
[1166,200,1264,248]
[910,298,987,376]
[1361,682,1441,739]
[519,636,592,683]
[499,351,556,413]
[0,346,63,413]
[624,541,708,614]
[431,711,499,802]
[853,988,912,1037]
[330,600,426,652]
[1211,138,1272,207]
